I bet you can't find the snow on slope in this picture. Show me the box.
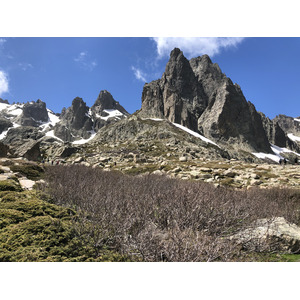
[72,131,97,145]
[39,109,60,131]
[0,123,20,140]
[99,109,124,121]
[287,133,300,142]
[45,130,64,142]
[294,118,300,122]
[172,123,219,147]
[253,144,300,163]
[146,118,219,147]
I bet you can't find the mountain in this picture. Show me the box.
[0,49,299,165]
[138,48,273,154]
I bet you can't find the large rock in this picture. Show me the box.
[2,126,44,144]
[12,140,41,161]
[17,99,49,126]
[138,48,271,153]
[231,217,300,253]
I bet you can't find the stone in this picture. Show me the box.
[74,157,84,163]
[19,178,36,190]
[179,156,187,162]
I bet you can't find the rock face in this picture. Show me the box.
[17,99,49,126]
[54,97,93,142]
[0,118,13,134]
[260,112,299,150]
[91,90,129,131]
[53,92,129,142]
[139,48,271,153]
[274,114,300,135]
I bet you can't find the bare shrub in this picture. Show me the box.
[39,165,300,261]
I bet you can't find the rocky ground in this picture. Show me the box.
[41,139,300,190]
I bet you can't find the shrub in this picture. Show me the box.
[0,180,22,192]
[10,164,44,180]
[39,165,300,261]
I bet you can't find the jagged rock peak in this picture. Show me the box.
[138,47,272,153]
[92,90,129,115]
[18,99,49,126]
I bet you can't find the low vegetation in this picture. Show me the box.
[10,163,45,180]
[0,180,130,262]
[36,165,300,262]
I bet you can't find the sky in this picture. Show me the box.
[0,37,300,119]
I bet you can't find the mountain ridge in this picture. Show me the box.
[0,48,299,164]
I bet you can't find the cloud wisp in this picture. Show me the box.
[18,62,33,71]
[131,66,148,82]
[74,51,97,71]
[0,70,9,97]
[152,37,245,59]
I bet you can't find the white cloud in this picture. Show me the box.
[74,51,97,71]
[152,37,245,59]
[18,62,33,71]
[0,70,9,97]
[131,66,148,82]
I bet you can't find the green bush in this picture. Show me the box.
[0,180,22,192]
[10,164,44,180]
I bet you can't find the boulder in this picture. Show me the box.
[231,217,300,253]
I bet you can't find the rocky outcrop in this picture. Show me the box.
[91,90,129,116]
[273,114,300,135]
[0,98,9,104]
[54,97,93,142]
[259,112,300,151]
[16,99,49,127]
[0,118,13,134]
[231,217,300,253]
[138,48,271,153]
[91,90,129,131]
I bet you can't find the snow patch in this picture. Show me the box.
[45,130,64,142]
[172,122,219,147]
[287,133,300,142]
[0,123,20,141]
[294,118,300,122]
[253,143,300,163]
[39,109,60,131]
[72,131,97,145]
[100,109,124,121]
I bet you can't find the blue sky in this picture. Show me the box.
[0,37,299,119]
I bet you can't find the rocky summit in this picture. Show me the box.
[0,48,299,188]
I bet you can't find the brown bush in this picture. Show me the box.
[39,165,300,261]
